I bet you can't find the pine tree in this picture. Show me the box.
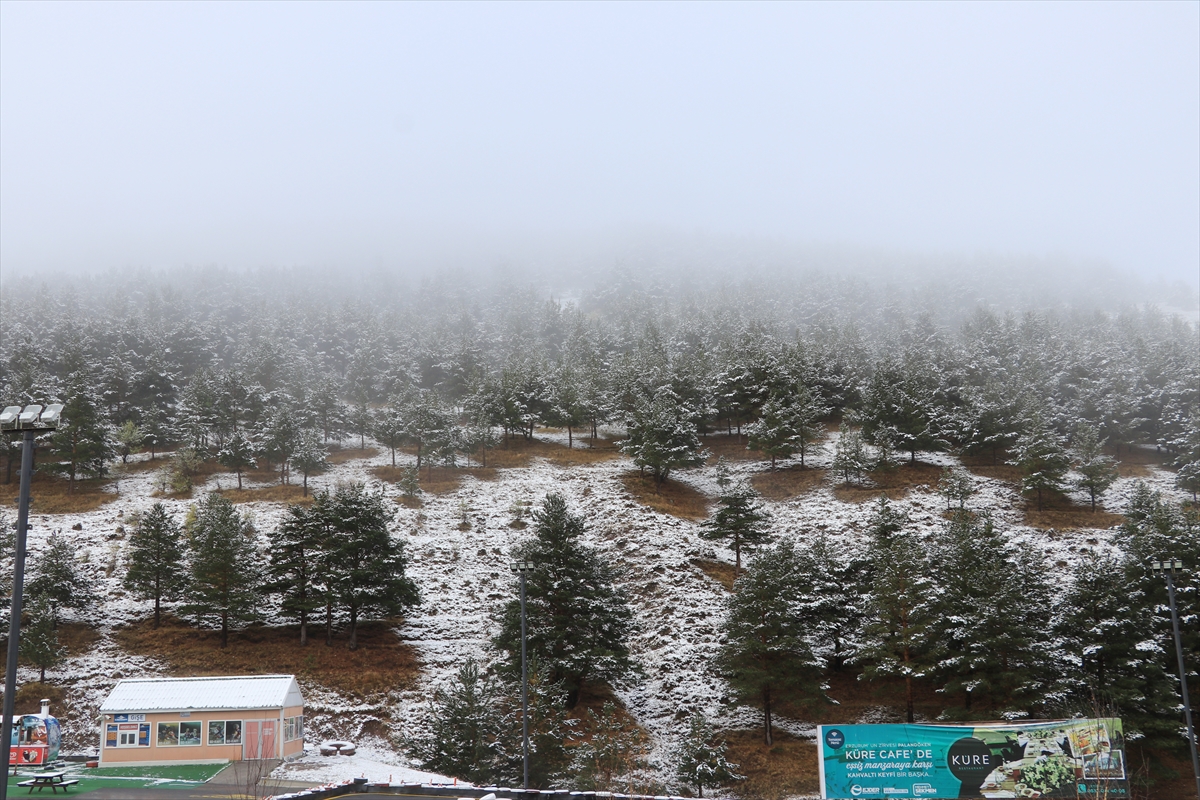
[492,658,574,788]
[264,500,330,645]
[291,429,328,496]
[831,423,870,485]
[570,701,650,792]
[1055,550,1177,744]
[1009,412,1071,511]
[619,389,706,486]
[793,534,864,672]
[115,421,145,464]
[326,483,419,649]
[183,493,262,647]
[937,466,977,510]
[673,713,742,798]
[858,500,933,722]
[858,356,944,463]
[413,657,503,784]
[716,541,825,745]
[928,511,1054,715]
[261,405,300,484]
[745,397,801,468]
[46,375,114,491]
[700,484,772,573]
[1071,424,1119,511]
[1171,415,1200,502]
[217,430,256,490]
[26,531,96,623]
[373,402,407,468]
[495,494,636,707]
[20,595,64,683]
[123,502,187,628]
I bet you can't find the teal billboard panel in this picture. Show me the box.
[817,719,1128,798]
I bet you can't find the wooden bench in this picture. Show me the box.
[16,777,78,793]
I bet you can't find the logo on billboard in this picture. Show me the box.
[912,784,936,796]
[825,729,846,750]
[850,786,881,797]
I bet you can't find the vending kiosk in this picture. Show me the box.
[7,699,62,768]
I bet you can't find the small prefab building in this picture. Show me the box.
[98,674,305,766]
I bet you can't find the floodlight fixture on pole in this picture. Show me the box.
[509,560,534,789]
[1151,559,1200,800]
[0,404,63,799]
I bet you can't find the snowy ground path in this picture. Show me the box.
[10,430,1186,787]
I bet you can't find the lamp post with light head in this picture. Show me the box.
[509,559,534,789]
[1151,559,1200,800]
[0,404,63,797]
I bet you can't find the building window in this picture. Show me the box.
[157,722,202,746]
[283,716,304,742]
[106,723,150,748]
[207,720,243,746]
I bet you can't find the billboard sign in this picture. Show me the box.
[817,718,1128,798]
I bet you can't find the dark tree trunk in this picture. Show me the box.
[303,472,309,497]
[763,684,773,746]
[348,606,359,650]
[300,609,308,646]
[325,599,334,646]
[220,610,229,648]
[567,426,572,448]
[154,595,161,629]
[236,469,243,490]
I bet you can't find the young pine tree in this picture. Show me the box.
[1009,413,1070,511]
[745,397,801,469]
[414,657,503,785]
[217,431,256,490]
[1071,424,1119,511]
[700,484,772,574]
[183,493,262,647]
[570,701,651,792]
[717,541,825,745]
[619,390,706,486]
[673,713,742,798]
[26,531,96,624]
[494,494,636,707]
[123,503,187,628]
[291,429,329,497]
[20,595,64,683]
[831,423,870,485]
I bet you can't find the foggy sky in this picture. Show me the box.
[1,1,1197,289]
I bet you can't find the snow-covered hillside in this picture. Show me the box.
[7,428,1187,785]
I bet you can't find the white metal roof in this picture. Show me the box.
[99,675,304,713]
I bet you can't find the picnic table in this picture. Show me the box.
[15,770,78,793]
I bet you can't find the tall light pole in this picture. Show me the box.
[1151,559,1200,800]
[508,560,534,790]
[0,404,62,799]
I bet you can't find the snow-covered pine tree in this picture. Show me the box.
[1054,550,1177,746]
[1071,423,1119,511]
[1008,411,1071,511]
[114,420,145,464]
[859,355,943,463]
[858,499,934,722]
[261,404,301,484]
[495,494,636,707]
[831,422,870,485]
[716,540,825,745]
[413,657,502,785]
[264,500,329,645]
[570,701,650,792]
[937,466,977,511]
[700,483,772,573]
[291,428,328,496]
[1171,414,1200,502]
[46,371,114,491]
[27,531,96,624]
[793,534,865,672]
[20,594,64,683]
[182,493,262,647]
[325,483,419,649]
[673,713,742,798]
[928,511,1054,716]
[619,389,706,486]
[373,402,407,468]
[123,502,187,629]
[492,657,574,788]
[745,396,799,468]
[217,430,257,490]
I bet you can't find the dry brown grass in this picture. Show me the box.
[59,622,102,657]
[327,445,381,464]
[620,471,710,520]
[832,461,943,504]
[958,453,1023,483]
[703,434,768,463]
[723,729,819,800]
[216,484,314,504]
[114,615,420,699]
[751,467,827,501]
[692,558,737,591]
[0,473,119,514]
[1022,496,1125,530]
[13,684,66,716]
